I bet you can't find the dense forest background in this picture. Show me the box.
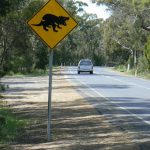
[0,0,150,76]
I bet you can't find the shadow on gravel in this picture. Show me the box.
[6,87,48,93]
[2,74,150,150]
[53,84,131,90]
[10,97,150,150]
[10,102,48,144]
[84,96,150,149]
[2,81,36,85]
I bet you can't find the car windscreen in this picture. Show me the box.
[80,61,92,65]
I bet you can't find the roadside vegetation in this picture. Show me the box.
[93,0,150,78]
[0,0,149,148]
[0,0,149,78]
[0,84,6,92]
[5,69,49,77]
[0,84,27,147]
[0,106,27,144]
[0,0,149,138]
[114,65,150,79]
[0,102,27,147]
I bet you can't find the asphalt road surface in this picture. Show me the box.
[63,66,150,134]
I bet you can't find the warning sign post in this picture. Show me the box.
[27,0,78,141]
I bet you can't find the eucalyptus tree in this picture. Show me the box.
[53,0,87,65]
[144,37,150,70]
[54,0,103,65]
[0,0,30,75]
[93,0,150,30]
[92,0,150,69]
[0,0,47,75]
[77,13,103,63]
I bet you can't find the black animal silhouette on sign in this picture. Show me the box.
[32,14,69,32]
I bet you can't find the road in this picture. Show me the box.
[1,67,150,149]
[63,66,150,133]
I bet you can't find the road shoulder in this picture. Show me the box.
[1,71,147,150]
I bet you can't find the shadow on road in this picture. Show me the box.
[1,74,150,150]
[8,97,150,150]
[53,84,131,90]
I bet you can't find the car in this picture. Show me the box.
[77,59,93,74]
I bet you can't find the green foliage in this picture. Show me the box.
[0,107,27,143]
[23,0,45,20]
[114,65,127,72]
[144,37,150,70]
[0,0,26,17]
[0,0,46,76]
[53,11,103,66]
[35,42,48,70]
[93,53,106,66]
[0,84,6,91]
[138,55,149,71]
[0,0,150,76]
[132,0,150,8]
[95,0,150,71]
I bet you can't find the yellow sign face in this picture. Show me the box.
[27,0,78,49]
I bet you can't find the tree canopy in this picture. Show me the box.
[0,0,150,76]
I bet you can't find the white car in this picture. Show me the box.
[77,59,93,74]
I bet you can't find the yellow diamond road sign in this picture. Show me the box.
[27,0,78,49]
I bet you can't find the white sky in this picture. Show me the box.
[76,0,111,20]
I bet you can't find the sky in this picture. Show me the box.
[76,0,111,20]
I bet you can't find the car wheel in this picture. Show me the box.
[90,71,93,74]
[78,71,80,74]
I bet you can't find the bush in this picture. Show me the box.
[144,37,150,70]
[0,84,6,91]
[138,55,149,72]
[0,108,27,143]
[115,65,127,72]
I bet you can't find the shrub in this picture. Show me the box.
[0,108,27,143]
[144,37,150,70]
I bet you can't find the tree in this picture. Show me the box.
[144,37,150,70]
[94,0,150,32]
[92,0,149,70]
[0,0,45,75]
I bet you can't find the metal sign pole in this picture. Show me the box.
[27,0,77,143]
[47,49,53,141]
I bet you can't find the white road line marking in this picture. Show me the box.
[68,68,150,125]
[95,70,150,90]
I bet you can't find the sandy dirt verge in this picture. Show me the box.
[1,69,150,150]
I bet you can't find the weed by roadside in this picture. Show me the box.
[0,78,28,148]
[5,69,49,77]
[114,65,150,79]
[0,84,8,91]
[0,82,9,100]
[0,95,3,99]
[0,106,28,147]
[114,65,127,72]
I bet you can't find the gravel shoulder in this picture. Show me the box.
[1,69,150,150]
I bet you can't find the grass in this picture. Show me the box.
[0,83,9,100]
[0,84,6,91]
[134,70,150,79]
[0,95,4,99]
[0,79,28,148]
[5,69,49,77]
[0,82,5,100]
[2,67,62,78]
[114,65,150,79]
[0,107,28,145]
[114,65,127,72]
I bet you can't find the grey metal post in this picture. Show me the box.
[47,50,53,141]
